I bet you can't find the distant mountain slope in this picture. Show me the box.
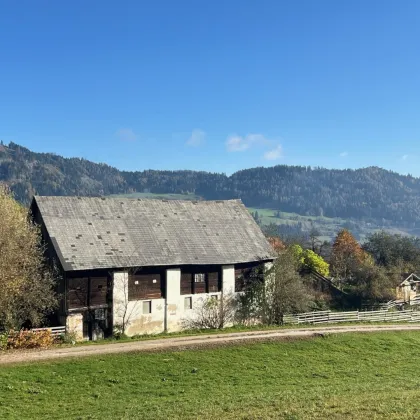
[1,142,420,228]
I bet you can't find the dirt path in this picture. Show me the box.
[2,324,420,365]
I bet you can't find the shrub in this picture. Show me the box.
[0,333,8,350]
[7,329,55,349]
[58,331,78,345]
[112,327,129,340]
[182,295,237,330]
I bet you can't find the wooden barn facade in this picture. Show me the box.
[30,196,274,340]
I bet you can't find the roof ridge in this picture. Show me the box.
[34,195,244,205]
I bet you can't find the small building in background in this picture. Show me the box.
[30,196,274,340]
[396,273,420,303]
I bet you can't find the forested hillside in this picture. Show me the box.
[1,142,420,229]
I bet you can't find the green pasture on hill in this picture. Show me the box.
[247,207,410,241]
[1,331,420,419]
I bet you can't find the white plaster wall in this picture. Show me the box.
[112,271,129,329]
[166,265,238,331]
[125,298,166,336]
[222,265,235,295]
[113,271,166,336]
[165,268,181,332]
[179,292,222,328]
[110,263,272,337]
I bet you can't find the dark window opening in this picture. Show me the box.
[180,267,221,295]
[128,270,164,301]
[68,278,88,309]
[67,276,108,310]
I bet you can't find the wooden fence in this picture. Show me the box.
[283,309,420,325]
[31,326,66,336]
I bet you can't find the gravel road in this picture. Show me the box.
[1,324,420,365]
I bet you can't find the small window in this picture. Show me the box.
[184,297,192,310]
[94,308,106,320]
[194,273,205,283]
[142,301,152,314]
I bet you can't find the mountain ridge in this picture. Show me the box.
[1,142,420,230]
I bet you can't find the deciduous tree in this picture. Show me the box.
[330,229,371,283]
[363,231,420,272]
[0,185,58,331]
[237,250,311,325]
[303,249,330,277]
[349,264,396,303]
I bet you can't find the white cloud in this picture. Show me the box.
[226,135,250,151]
[339,151,348,157]
[186,129,206,147]
[225,133,270,152]
[116,128,137,142]
[264,145,283,161]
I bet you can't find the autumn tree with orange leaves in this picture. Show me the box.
[330,229,372,283]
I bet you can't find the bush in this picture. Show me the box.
[58,331,78,345]
[112,327,129,340]
[0,333,8,351]
[182,295,237,330]
[7,329,55,349]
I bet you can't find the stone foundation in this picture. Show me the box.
[66,313,84,341]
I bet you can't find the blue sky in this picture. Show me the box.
[1,0,420,175]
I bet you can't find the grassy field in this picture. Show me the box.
[1,331,420,419]
[248,207,410,241]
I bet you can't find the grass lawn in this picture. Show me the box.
[1,332,420,419]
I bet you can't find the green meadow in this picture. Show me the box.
[1,331,419,419]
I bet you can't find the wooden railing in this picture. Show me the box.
[283,309,420,325]
[31,326,66,336]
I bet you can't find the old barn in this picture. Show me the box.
[30,196,274,340]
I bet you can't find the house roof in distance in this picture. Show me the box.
[399,273,420,286]
[32,196,274,271]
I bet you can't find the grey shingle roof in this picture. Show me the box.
[33,196,274,271]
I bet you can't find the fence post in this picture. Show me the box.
[357,310,359,322]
